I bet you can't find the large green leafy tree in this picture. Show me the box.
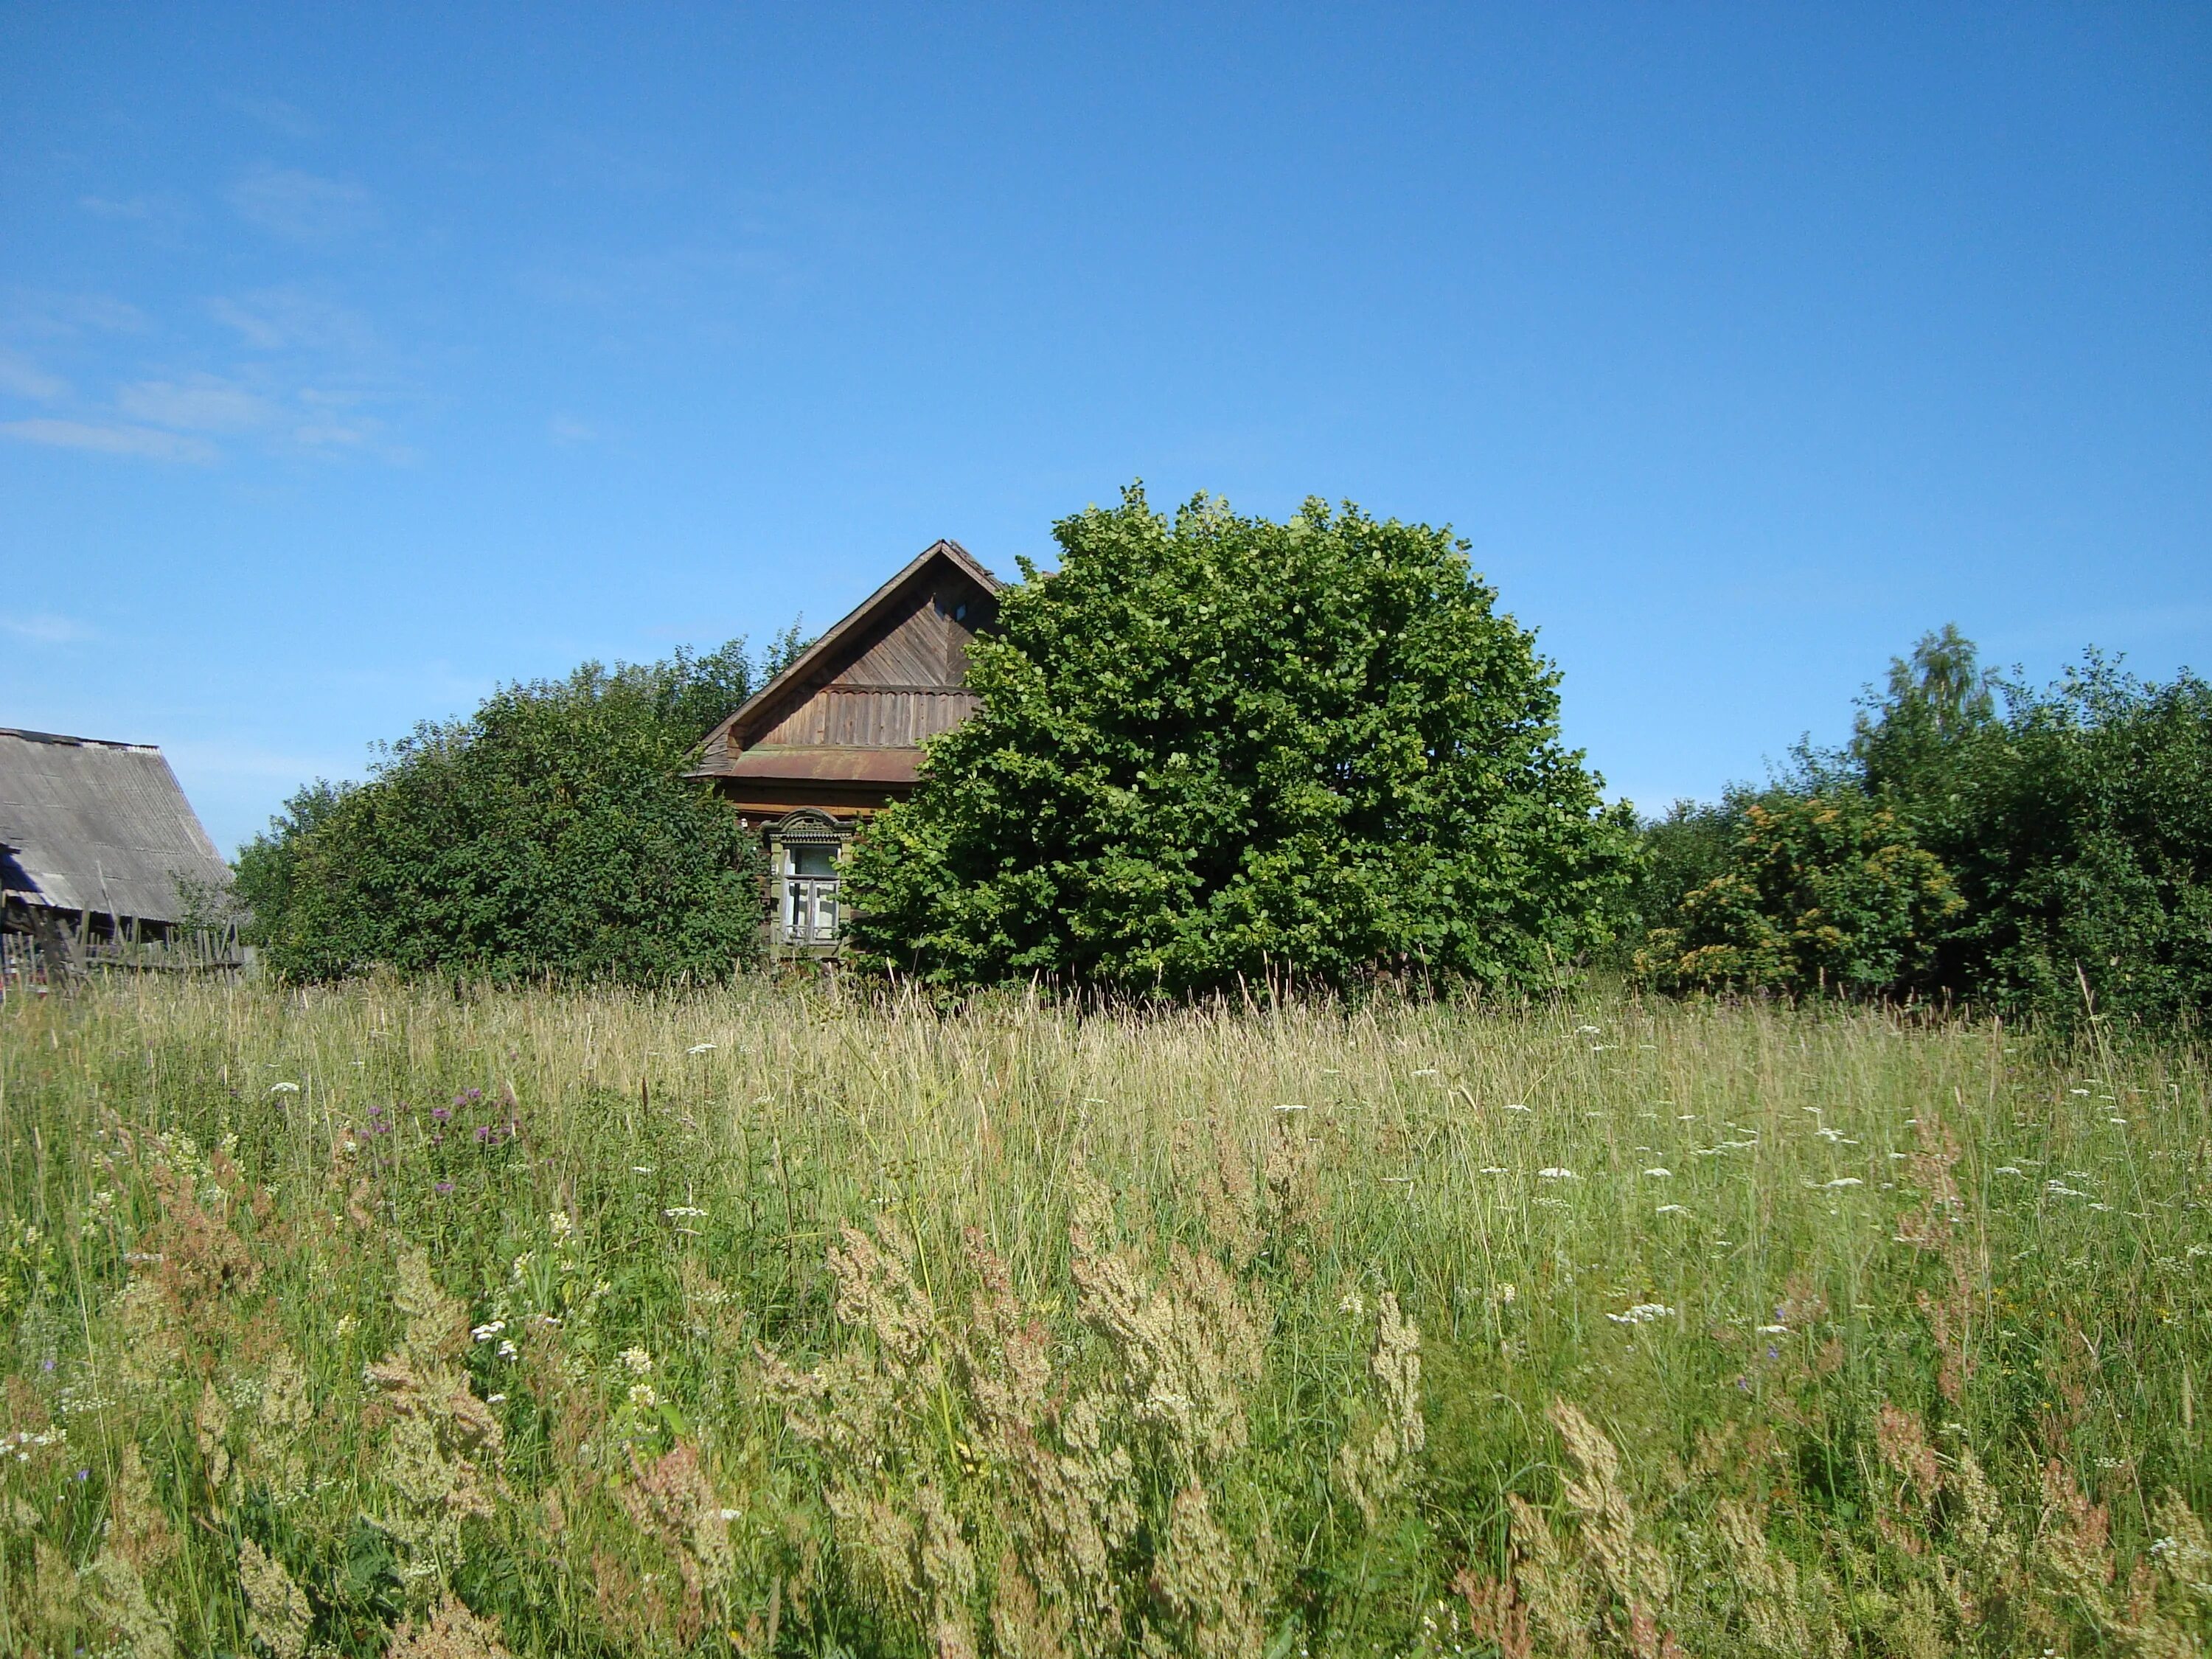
[237,635,802,984]
[843,487,1635,994]
[1632,627,2212,1020]
[1853,635,2212,1022]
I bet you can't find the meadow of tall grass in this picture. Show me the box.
[1,977,2207,1657]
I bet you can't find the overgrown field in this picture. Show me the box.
[2,981,2208,1657]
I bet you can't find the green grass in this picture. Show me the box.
[1,976,2207,1655]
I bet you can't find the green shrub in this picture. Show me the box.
[843,486,1635,995]
[1636,627,2212,1020]
[237,636,802,985]
[1637,789,1962,998]
[1855,633,2212,1023]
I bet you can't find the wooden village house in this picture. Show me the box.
[692,538,1000,957]
[0,726,237,983]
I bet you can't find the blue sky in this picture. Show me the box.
[4,4,2207,856]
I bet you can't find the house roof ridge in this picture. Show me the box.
[0,726,163,752]
[706,538,999,754]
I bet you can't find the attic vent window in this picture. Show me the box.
[952,602,967,622]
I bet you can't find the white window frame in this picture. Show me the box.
[775,814,845,947]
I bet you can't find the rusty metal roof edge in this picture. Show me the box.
[705,745,925,784]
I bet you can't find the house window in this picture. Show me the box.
[779,825,843,946]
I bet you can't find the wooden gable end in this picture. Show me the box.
[751,570,990,749]
[692,540,1000,791]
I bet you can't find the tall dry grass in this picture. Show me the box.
[0,975,2207,1655]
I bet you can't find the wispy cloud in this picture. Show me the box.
[0,418,217,463]
[228,164,378,243]
[1,613,97,644]
[164,737,352,785]
[117,375,275,434]
[5,290,148,338]
[117,374,276,431]
[517,243,798,314]
[77,193,192,228]
[233,97,320,139]
[208,288,375,355]
[548,414,597,445]
[0,349,68,401]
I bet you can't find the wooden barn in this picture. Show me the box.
[0,726,237,981]
[692,538,1000,956]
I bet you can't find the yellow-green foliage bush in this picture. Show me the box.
[1,979,2207,1655]
[1637,791,1963,1001]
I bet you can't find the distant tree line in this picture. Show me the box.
[234,630,805,984]
[1625,626,2212,1026]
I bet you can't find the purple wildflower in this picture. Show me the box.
[474,1124,493,1144]
[431,1106,451,1123]
[435,1180,455,1195]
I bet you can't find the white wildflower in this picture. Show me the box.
[1656,1204,1688,1215]
[628,1382,658,1410]
[470,1321,506,1342]
[1823,1177,1863,1189]
[268,1082,299,1095]
[1537,1167,1576,1180]
[619,1346,653,1376]
[1607,1303,1672,1325]
[1644,1168,1672,1178]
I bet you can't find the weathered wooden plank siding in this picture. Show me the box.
[759,687,983,747]
[749,579,986,747]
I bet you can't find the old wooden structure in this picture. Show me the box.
[0,726,240,987]
[692,539,1000,956]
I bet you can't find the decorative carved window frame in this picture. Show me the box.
[766,809,847,953]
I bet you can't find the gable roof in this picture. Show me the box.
[0,728,232,923]
[697,538,999,771]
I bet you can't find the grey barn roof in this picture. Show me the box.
[0,728,231,924]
